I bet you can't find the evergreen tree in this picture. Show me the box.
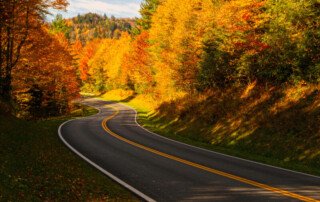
[50,14,71,39]
[133,0,160,34]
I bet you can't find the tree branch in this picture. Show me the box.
[12,4,30,68]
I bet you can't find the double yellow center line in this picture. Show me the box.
[101,104,319,202]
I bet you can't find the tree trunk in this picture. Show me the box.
[2,2,14,101]
[2,75,12,101]
[0,1,29,101]
[0,25,3,97]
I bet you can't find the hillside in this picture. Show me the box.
[51,13,136,44]
[100,82,320,176]
[74,0,320,175]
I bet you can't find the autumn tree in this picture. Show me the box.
[198,0,320,89]
[12,27,79,117]
[198,0,268,88]
[149,0,214,96]
[0,0,68,101]
[86,39,113,92]
[88,33,131,92]
[133,0,161,34]
[254,0,320,83]
[70,39,83,60]
[78,39,100,81]
[123,31,153,93]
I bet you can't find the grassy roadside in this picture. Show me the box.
[135,106,320,176]
[100,90,320,177]
[0,104,137,201]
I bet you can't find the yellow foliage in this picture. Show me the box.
[101,89,135,101]
[88,33,132,89]
[149,0,215,94]
[270,82,319,114]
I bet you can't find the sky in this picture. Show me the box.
[48,0,142,21]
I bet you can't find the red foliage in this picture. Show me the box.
[79,40,100,81]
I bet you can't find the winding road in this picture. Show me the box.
[59,98,320,201]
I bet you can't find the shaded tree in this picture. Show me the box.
[0,0,68,101]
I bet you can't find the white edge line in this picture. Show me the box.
[58,100,156,202]
[115,102,320,180]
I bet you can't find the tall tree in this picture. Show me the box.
[13,27,79,117]
[123,31,153,93]
[134,0,160,34]
[149,0,214,95]
[0,0,68,101]
[88,33,131,92]
[50,14,71,39]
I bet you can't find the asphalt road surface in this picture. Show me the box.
[59,98,320,201]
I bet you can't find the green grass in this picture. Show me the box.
[0,105,137,201]
[135,108,320,177]
[100,92,320,177]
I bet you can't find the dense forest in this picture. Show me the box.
[0,0,319,165]
[0,2,135,118]
[72,0,320,166]
[51,13,135,44]
[75,0,320,95]
[0,0,79,118]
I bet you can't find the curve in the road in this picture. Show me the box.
[58,99,320,202]
[122,103,320,181]
[58,108,156,202]
[102,104,319,202]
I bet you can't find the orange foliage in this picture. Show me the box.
[71,39,83,59]
[12,26,79,115]
[123,32,153,91]
[78,39,100,81]
[79,33,132,92]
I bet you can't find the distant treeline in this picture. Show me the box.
[51,13,136,44]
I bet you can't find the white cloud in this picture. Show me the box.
[48,0,142,20]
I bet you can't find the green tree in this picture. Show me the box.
[255,0,320,83]
[133,0,160,34]
[50,14,71,39]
